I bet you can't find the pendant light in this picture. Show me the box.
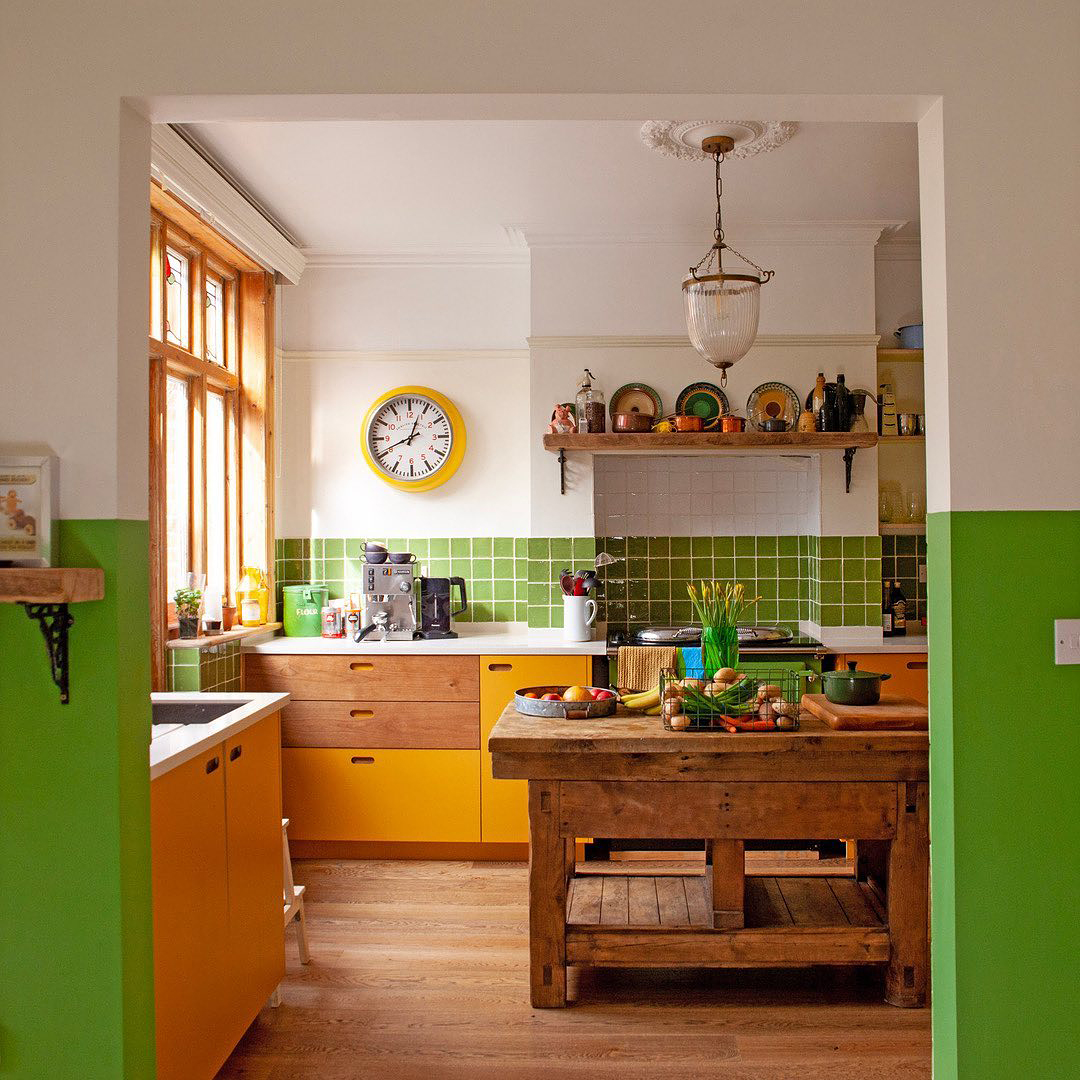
[683,136,774,386]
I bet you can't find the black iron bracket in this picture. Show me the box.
[843,447,858,493]
[558,448,567,495]
[21,603,75,704]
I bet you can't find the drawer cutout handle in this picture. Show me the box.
[350,756,376,765]
[350,662,374,672]
[229,745,242,762]
[488,663,513,672]
[906,661,928,671]
[350,709,375,718]
[205,756,220,774]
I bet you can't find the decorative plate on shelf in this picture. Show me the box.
[609,382,663,421]
[675,382,730,427]
[747,382,802,430]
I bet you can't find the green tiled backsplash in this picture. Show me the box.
[168,641,243,692]
[276,535,882,630]
[881,533,928,626]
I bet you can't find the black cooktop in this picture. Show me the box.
[608,626,824,650]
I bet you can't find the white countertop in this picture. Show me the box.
[815,631,929,654]
[243,623,609,656]
[150,692,290,780]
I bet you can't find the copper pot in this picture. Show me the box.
[720,414,746,433]
[674,414,704,432]
[612,412,653,433]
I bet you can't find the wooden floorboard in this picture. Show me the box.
[217,859,930,1080]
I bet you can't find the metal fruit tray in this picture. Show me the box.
[514,686,617,719]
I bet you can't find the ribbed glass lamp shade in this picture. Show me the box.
[683,275,762,370]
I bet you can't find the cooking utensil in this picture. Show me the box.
[577,570,597,593]
[820,661,891,706]
[895,323,923,349]
[747,382,802,431]
[633,624,795,646]
[612,411,654,433]
[515,686,617,719]
[801,693,927,730]
[720,414,746,433]
[676,382,730,427]
[761,417,789,433]
[609,382,663,422]
[674,414,704,432]
[594,551,619,569]
[559,568,574,596]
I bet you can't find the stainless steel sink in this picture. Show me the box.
[151,701,239,726]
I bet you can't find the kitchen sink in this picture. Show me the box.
[151,701,240,726]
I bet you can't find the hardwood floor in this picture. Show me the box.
[217,860,931,1080]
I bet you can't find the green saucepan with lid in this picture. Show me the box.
[821,661,891,706]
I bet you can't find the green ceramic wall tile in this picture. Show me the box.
[713,536,735,558]
[714,557,735,580]
[819,559,841,582]
[647,536,669,557]
[691,557,712,578]
[820,536,842,558]
[755,535,777,556]
[669,536,691,556]
[493,557,514,579]
[471,537,493,557]
[734,536,755,556]
[493,537,513,557]
[627,536,648,557]
[572,537,595,559]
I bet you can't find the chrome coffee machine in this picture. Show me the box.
[355,558,419,641]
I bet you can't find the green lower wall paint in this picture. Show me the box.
[0,520,155,1079]
[928,510,1080,1080]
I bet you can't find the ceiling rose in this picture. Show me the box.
[640,120,798,161]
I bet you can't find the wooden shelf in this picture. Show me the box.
[877,348,923,363]
[879,434,925,444]
[543,431,878,453]
[0,567,104,605]
[879,523,927,536]
[166,621,282,650]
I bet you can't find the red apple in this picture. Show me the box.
[523,692,539,699]
[541,692,562,701]
[594,689,614,701]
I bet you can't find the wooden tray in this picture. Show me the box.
[801,693,928,730]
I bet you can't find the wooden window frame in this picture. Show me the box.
[149,187,276,690]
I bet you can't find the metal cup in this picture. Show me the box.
[898,412,918,436]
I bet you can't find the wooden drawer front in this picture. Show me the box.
[480,654,591,843]
[843,653,928,705]
[282,747,480,842]
[245,653,480,701]
[281,700,480,749]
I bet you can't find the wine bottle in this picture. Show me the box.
[889,580,908,636]
[882,579,894,636]
[836,373,852,432]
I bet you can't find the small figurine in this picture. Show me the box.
[547,402,576,435]
[797,409,817,433]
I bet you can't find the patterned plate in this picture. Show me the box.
[609,382,663,421]
[675,382,730,427]
[747,382,802,430]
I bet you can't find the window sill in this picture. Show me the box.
[165,621,282,650]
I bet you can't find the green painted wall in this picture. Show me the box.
[928,511,1080,1079]
[0,520,155,1079]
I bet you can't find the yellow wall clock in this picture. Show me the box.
[361,386,466,492]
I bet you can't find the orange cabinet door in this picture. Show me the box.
[843,653,929,704]
[282,747,480,842]
[479,654,590,843]
[224,713,285,1038]
[151,745,234,1080]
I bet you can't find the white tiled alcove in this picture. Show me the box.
[593,455,821,536]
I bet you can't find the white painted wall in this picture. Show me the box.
[282,263,529,352]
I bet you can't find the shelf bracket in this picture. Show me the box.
[558,448,567,495]
[843,447,857,493]
[21,603,75,704]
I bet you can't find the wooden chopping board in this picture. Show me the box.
[802,693,928,730]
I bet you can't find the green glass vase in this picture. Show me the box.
[702,624,739,679]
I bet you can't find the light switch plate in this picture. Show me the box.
[1054,619,1080,665]
[918,563,927,584]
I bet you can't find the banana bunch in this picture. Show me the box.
[620,685,662,715]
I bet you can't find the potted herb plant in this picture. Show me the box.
[687,580,761,678]
[174,586,203,639]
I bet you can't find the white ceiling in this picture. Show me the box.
[181,120,919,253]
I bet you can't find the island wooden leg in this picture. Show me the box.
[886,781,930,1007]
[528,781,571,1007]
[705,840,745,929]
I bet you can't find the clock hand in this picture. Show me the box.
[383,419,419,451]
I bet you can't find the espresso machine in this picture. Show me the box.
[354,560,419,641]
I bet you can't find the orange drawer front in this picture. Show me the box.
[280,699,480,749]
[245,653,480,701]
[282,747,480,842]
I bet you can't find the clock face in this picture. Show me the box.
[365,393,455,483]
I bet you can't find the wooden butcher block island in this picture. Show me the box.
[489,703,929,1009]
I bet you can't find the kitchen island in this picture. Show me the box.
[489,703,929,1009]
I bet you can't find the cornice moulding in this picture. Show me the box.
[150,125,306,284]
[527,334,881,349]
[303,249,530,269]
[284,348,530,364]
[875,237,922,261]
[511,221,906,249]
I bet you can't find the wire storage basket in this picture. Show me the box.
[659,666,802,732]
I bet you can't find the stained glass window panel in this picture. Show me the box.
[205,275,224,364]
[165,375,190,593]
[165,247,189,348]
[206,391,227,594]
